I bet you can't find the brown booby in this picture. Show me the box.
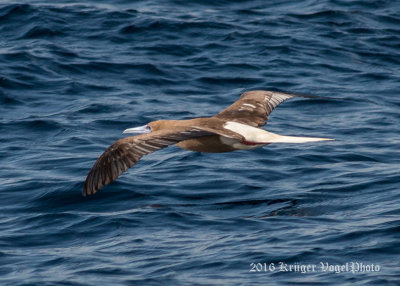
[83,90,333,196]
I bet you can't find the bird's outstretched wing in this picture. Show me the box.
[215,90,295,127]
[83,128,209,196]
[83,122,243,196]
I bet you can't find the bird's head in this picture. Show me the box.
[122,123,152,135]
[123,120,175,134]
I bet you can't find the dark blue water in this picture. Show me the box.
[1,1,400,285]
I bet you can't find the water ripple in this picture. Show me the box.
[0,0,399,285]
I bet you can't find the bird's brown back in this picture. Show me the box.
[149,118,240,153]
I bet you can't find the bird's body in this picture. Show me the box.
[177,133,237,153]
[83,90,333,196]
[149,118,265,153]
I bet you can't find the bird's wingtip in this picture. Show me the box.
[82,182,96,197]
[82,186,88,197]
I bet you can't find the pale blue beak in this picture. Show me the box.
[123,124,151,134]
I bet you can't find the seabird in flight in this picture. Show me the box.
[83,90,333,196]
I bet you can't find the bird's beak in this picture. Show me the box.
[123,124,151,134]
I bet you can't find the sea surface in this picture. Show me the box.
[1,0,399,285]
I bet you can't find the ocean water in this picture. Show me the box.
[1,0,400,285]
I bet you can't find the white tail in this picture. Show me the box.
[266,133,334,143]
[223,121,333,144]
